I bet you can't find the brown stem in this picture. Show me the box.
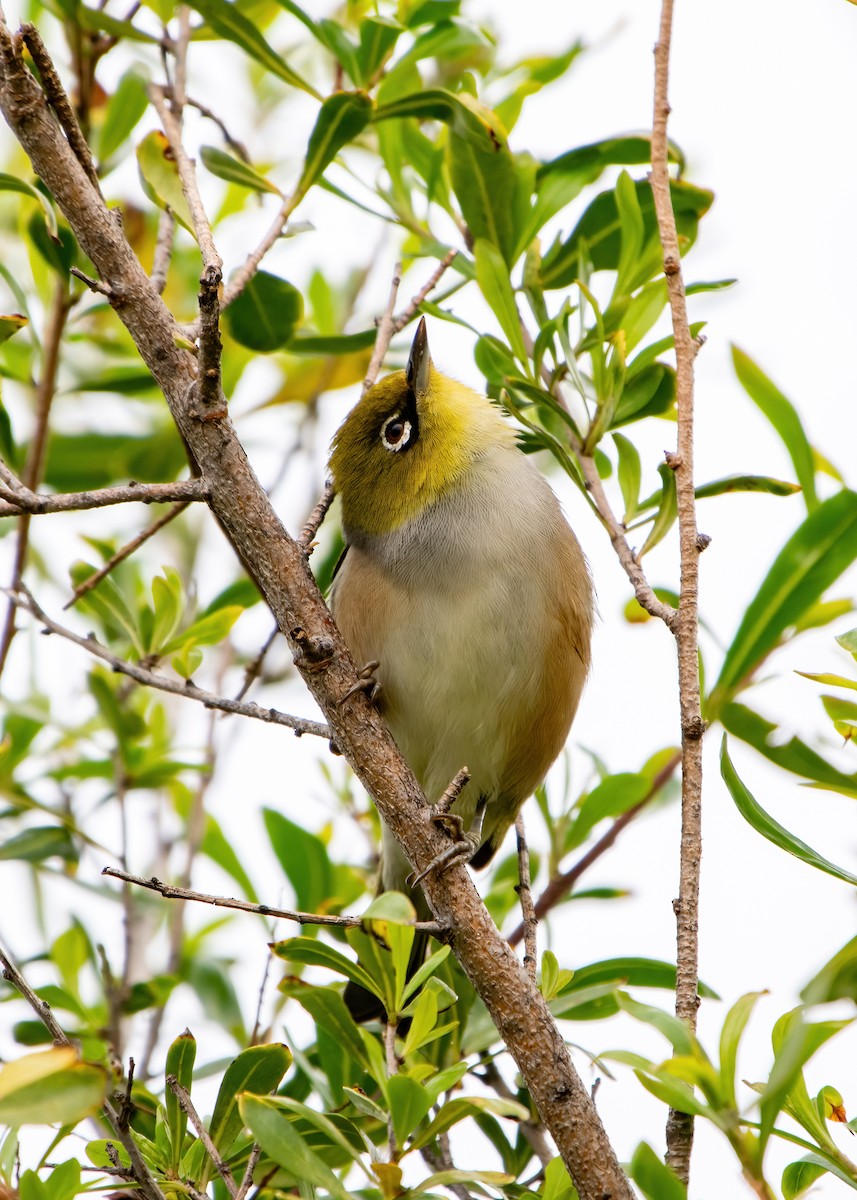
[0,279,69,678]
[0,478,207,515]
[651,0,705,1183]
[514,815,537,981]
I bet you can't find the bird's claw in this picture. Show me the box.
[406,804,483,887]
[340,660,381,705]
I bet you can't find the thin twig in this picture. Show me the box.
[0,478,207,516]
[651,0,705,1182]
[362,262,402,395]
[0,280,69,678]
[218,191,300,314]
[234,1145,262,1200]
[150,84,222,276]
[514,815,537,981]
[507,750,681,947]
[21,24,100,189]
[232,623,280,702]
[151,211,175,294]
[432,766,470,819]
[391,249,458,334]
[167,1077,238,1198]
[8,586,331,738]
[64,500,190,609]
[102,866,446,934]
[298,480,335,551]
[0,943,167,1200]
[477,1061,553,1169]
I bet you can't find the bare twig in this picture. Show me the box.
[167,1077,238,1198]
[298,479,335,552]
[233,622,279,703]
[151,211,175,294]
[0,478,207,516]
[218,191,299,314]
[507,750,681,947]
[21,24,100,189]
[0,943,167,1200]
[391,249,458,334]
[363,263,403,395]
[432,766,471,819]
[102,866,446,934]
[651,0,705,1182]
[0,280,69,678]
[234,1145,262,1200]
[514,815,537,981]
[64,500,190,609]
[150,84,221,277]
[8,586,331,738]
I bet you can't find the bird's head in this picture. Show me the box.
[330,318,514,537]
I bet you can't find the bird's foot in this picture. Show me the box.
[407,795,487,888]
[339,660,381,705]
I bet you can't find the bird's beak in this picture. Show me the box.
[407,316,431,400]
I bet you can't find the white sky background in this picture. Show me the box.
[2,0,857,1196]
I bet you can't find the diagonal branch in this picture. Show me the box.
[0,24,633,1198]
[8,587,330,739]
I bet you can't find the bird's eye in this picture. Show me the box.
[380,413,412,452]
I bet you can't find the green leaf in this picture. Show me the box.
[616,993,700,1055]
[639,462,678,557]
[188,0,320,96]
[709,491,857,714]
[99,69,149,163]
[614,432,641,523]
[0,314,28,345]
[296,92,373,199]
[562,957,717,999]
[413,1169,513,1192]
[137,130,195,235]
[721,737,857,886]
[0,173,58,241]
[732,346,818,511]
[165,1029,196,1170]
[356,17,401,85]
[721,702,857,794]
[629,1142,686,1200]
[281,982,369,1071]
[801,936,857,1006]
[223,271,303,352]
[782,1157,832,1200]
[541,177,712,290]
[0,825,77,864]
[204,1043,292,1180]
[566,772,650,851]
[271,936,379,997]
[719,992,766,1110]
[447,102,518,265]
[200,145,281,195]
[474,238,527,363]
[694,474,801,499]
[262,808,332,912]
[0,1048,106,1126]
[239,1095,353,1200]
[388,1074,433,1145]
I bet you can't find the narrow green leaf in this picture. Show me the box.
[413,1170,513,1192]
[223,271,303,352]
[200,145,281,194]
[613,432,641,523]
[239,1095,353,1200]
[447,101,518,265]
[639,461,678,557]
[0,173,58,241]
[388,1074,433,1146]
[281,982,369,1071]
[732,346,818,511]
[474,238,527,363]
[0,313,26,345]
[719,992,766,1110]
[0,826,77,863]
[165,1030,196,1170]
[137,130,195,235]
[271,936,379,997]
[296,92,373,199]
[566,773,650,851]
[721,702,857,794]
[204,1043,292,1180]
[263,808,332,912]
[695,474,801,499]
[710,491,857,714]
[189,0,319,96]
[720,736,857,886]
[629,1142,687,1200]
[0,1049,106,1126]
[99,69,149,162]
[801,936,857,1006]
[782,1158,831,1200]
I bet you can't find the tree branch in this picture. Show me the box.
[650,0,705,1183]
[0,26,633,1197]
[102,867,446,934]
[8,586,330,739]
[0,478,208,516]
[167,1077,238,1197]
[514,815,538,981]
[391,248,458,334]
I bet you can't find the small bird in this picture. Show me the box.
[329,318,593,1017]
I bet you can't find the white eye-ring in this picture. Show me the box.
[381,413,412,452]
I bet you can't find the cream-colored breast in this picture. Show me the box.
[330,444,593,866]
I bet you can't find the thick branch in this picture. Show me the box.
[8,587,330,739]
[0,27,633,1198]
[651,0,705,1183]
[102,867,444,935]
[0,478,208,515]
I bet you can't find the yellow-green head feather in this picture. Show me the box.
[329,319,515,538]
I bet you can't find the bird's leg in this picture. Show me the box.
[339,660,382,705]
[408,795,487,887]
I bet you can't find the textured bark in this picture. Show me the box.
[0,21,633,1199]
